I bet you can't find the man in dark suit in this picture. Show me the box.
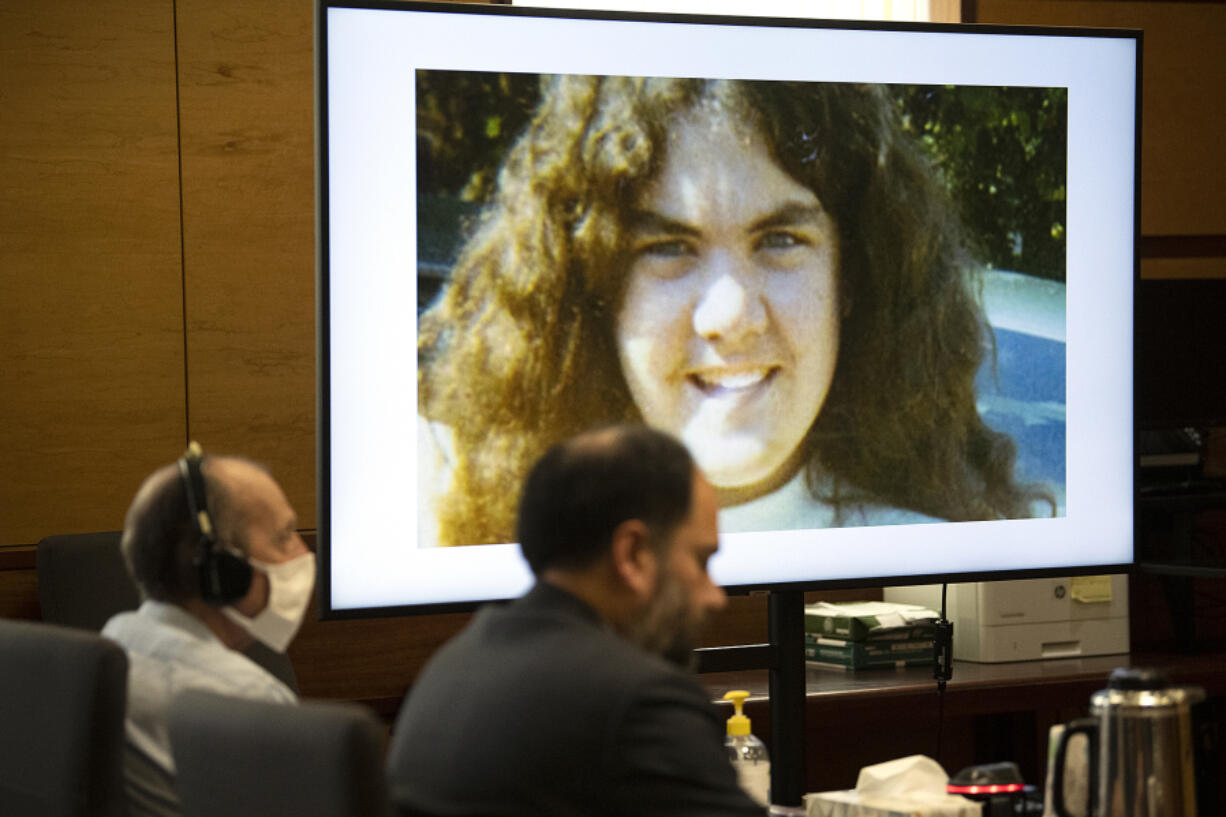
[388,425,765,817]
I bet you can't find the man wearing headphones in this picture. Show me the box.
[102,443,315,817]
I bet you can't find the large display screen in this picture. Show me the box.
[317,1,1138,615]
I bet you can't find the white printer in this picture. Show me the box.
[884,575,1129,663]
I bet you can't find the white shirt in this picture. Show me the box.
[418,417,940,542]
[103,600,296,816]
[719,470,941,533]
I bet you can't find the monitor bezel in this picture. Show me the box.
[315,0,1141,620]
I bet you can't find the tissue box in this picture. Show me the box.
[806,789,982,817]
[804,602,939,642]
[806,755,982,817]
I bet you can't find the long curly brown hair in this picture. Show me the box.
[419,75,1051,547]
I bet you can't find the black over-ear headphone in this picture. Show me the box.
[178,441,252,605]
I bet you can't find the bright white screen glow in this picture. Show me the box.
[321,4,1136,612]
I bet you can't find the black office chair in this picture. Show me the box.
[169,689,391,817]
[0,618,129,817]
[36,531,300,693]
[37,531,140,630]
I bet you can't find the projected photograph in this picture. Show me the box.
[415,72,1068,549]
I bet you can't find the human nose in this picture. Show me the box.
[691,253,767,343]
[704,579,728,613]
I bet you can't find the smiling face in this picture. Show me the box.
[615,104,841,504]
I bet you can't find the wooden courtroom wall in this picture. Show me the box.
[0,0,320,548]
[0,2,186,546]
[175,0,317,529]
[0,0,444,702]
[2,0,1225,707]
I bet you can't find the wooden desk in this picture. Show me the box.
[701,650,1226,794]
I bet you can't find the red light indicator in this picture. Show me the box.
[946,783,1026,795]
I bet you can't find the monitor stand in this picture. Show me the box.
[696,590,807,809]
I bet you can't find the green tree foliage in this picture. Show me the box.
[416,70,539,204]
[897,85,1068,282]
[416,73,1068,282]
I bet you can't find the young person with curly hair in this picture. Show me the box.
[418,75,1052,548]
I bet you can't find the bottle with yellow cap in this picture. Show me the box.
[723,690,770,807]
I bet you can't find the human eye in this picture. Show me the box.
[275,520,299,550]
[628,235,698,281]
[755,231,809,252]
[637,237,694,259]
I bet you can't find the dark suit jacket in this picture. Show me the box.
[387,582,766,817]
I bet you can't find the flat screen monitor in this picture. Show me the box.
[317,0,1138,616]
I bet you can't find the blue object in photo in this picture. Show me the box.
[977,270,1067,515]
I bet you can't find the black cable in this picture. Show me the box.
[935,676,946,766]
[171,0,191,446]
[933,582,954,763]
[935,583,953,690]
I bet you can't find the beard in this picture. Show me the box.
[623,567,707,671]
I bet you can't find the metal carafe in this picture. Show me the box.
[1052,667,1204,817]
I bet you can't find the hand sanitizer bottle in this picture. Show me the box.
[723,689,770,808]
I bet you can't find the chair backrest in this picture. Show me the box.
[36,531,139,630]
[169,690,390,817]
[0,618,129,817]
[36,531,300,693]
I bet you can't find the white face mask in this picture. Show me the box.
[222,552,316,653]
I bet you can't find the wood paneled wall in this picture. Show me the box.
[175,0,317,529]
[0,2,187,545]
[1,1,322,549]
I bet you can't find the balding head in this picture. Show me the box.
[515,425,696,575]
[120,453,276,603]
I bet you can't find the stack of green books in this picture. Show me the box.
[803,601,939,670]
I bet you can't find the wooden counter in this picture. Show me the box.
[701,649,1226,795]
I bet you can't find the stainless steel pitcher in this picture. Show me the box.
[1052,667,1204,817]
